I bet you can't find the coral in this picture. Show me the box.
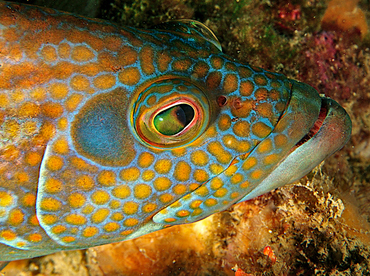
[83,175,370,275]
[299,31,358,102]
[274,2,302,36]
[3,250,89,276]
[321,0,369,39]
[99,0,195,28]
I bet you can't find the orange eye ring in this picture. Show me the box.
[131,78,210,149]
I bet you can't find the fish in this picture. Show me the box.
[0,1,351,261]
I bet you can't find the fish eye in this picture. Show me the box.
[131,78,209,148]
[153,104,195,136]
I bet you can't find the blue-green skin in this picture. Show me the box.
[0,2,351,261]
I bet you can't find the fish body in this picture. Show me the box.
[0,1,351,261]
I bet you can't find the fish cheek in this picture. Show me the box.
[71,88,136,167]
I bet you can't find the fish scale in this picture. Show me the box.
[0,1,351,261]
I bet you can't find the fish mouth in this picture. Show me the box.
[295,97,351,152]
[295,99,328,148]
[241,96,352,201]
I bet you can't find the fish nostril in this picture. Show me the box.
[217,96,227,107]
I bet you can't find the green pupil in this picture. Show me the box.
[154,104,194,135]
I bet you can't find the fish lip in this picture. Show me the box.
[294,97,352,150]
[285,96,352,178]
[294,99,328,147]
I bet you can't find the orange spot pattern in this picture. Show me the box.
[0,1,321,262]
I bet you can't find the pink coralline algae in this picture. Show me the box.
[299,31,361,102]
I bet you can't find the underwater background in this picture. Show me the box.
[2,0,370,275]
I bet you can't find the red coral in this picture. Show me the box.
[274,2,302,35]
[277,3,301,21]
